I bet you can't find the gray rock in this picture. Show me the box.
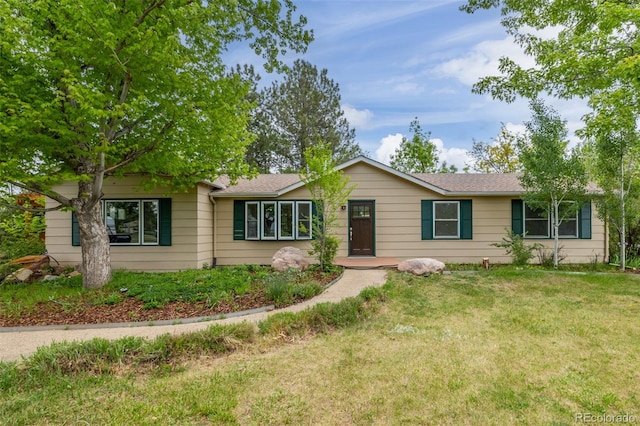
[43,275,62,281]
[13,268,34,282]
[397,258,445,275]
[271,246,309,271]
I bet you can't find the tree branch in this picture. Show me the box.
[103,120,174,175]
[0,200,65,213]
[6,180,71,207]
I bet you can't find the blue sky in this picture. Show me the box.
[227,1,590,171]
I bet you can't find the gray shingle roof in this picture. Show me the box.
[209,157,599,197]
[211,174,301,196]
[411,173,523,194]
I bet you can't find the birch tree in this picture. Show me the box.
[518,99,587,268]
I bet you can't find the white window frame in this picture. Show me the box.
[243,201,313,241]
[103,199,160,246]
[433,201,460,239]
[261,201,277,240]
[141,200,159,245]
[245,201,260,240]
[554,201,579,238]
[278,201,295,240]
[523,203,550,238]
[296,201,313,240]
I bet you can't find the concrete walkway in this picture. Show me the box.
[0,269,388,363]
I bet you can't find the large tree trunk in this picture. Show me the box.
[71,194,112,289]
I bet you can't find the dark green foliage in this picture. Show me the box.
[107,266,265,309]
[262,269,324,307]
[245,59,361,173]
[491,229,540,266]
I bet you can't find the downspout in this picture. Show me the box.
[208,193,217,267]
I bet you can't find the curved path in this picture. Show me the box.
[0,269,388,363]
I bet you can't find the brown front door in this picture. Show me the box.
[349,201,374,256]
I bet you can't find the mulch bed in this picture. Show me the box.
[0,291,274,327]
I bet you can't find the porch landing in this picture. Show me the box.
[334,257,400,269]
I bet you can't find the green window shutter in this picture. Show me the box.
[71,212,80,246]
[460,200,473,240]
[158,198,172,246]
[579,202,592,239]
[233,200,245,240]
[512,199,524,236]
[421,200,433,240]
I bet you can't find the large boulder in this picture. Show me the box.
[397,258,445,276]
[271,246,309,272]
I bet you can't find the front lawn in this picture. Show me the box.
[0,265,340,326]
[1,269,639,424]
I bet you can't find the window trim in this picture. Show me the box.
[523,201,579,239]
[261,201,277,240]
[99,198,169,246]
[433,200,460,239]
[141,200,160,245]
[235,200,314,241]
[278,201,295,240]
[523,202,550,239]
[421,199,472,241]
[296,201,313,240]
[245,201,259,240]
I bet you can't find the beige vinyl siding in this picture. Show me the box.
[213,162,607,265]
[195,184,214,268]
[214,185,318,265]
[45,177,213,272]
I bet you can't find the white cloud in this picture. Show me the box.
[375,134,471,172]
[433,36,536,87]
[503,122,527,136]
[375,133,404,164]
[432,139,471,172]
[342,104,374,129]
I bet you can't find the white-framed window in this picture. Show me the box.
[434,201,459,238]
[104,199,159,245]
[241,201,313,241]
[296,201,312,240]
[246,202,259,240]
[524,202,579,238]
[261,201,277,240]
[556,202,579,238]
[278,201,295,240]
[524,203,550,238]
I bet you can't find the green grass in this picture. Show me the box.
[0,265,336,319]
[1,270,639,424]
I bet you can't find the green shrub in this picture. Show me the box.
[491,228,540,266]
[263,272,293,306]
[0,212,46,260]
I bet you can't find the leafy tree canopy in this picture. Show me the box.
[390,118,459,173]
[468,125,522,173]
[518,99,587,267]
[0,0,312,288]
[461,0,640,140]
